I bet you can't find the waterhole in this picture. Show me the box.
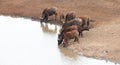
[0,15,119,65]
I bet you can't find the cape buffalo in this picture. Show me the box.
[58,25,89,46]
[65,11,76,23]
[58,25,78,46]
[41,7,57,22]
[62,19,82,29]
[58,29,79,47]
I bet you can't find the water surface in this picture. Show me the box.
[0,15,119,65]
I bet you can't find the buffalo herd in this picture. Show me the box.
[40,7,91,47]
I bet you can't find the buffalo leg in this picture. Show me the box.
[74,37,77,42]
[81,33,83,37]
[80,32,83,37]
[55,14,57,21]
[79,32,83,37]
[76,36,79,43]
[63,38,68,47]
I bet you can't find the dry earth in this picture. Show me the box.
[68,22,120,63]
[0,0,120,63]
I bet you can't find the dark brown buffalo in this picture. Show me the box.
[62,30,79,47]
[78,26,89,37]
[58,25,89,46]
[58,25,78,45]
[61,19,89,36]
[41,7,57,22]
[65,11,76,23]
[58,29,79,47]
[58,25,78,46]
[62,19,82,29]
[60,25,78,34]
[62,17,90,30]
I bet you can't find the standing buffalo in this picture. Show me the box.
[61,19,89,37]
[62,19,82,29]
[64,15,90,29]
[41,7,58,22]
[65,11,76,23]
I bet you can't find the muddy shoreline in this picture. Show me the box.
[0,0,120,63]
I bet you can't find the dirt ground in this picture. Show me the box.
[0,0,120,63]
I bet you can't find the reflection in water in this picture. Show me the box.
[59,46,78,60]
[40,22,58,34]
[59,47,120,65]
[58,46,80,65]
[0,15,119,65]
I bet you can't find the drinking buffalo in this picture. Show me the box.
[41,7,57,22]
[63,30,79,47]
[58,25,78,45]
[58,25,89,46]
[58,29,79,47]
[58,25,78,46]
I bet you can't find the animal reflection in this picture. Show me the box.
[58,46,78,60]
[40,23,57,34]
